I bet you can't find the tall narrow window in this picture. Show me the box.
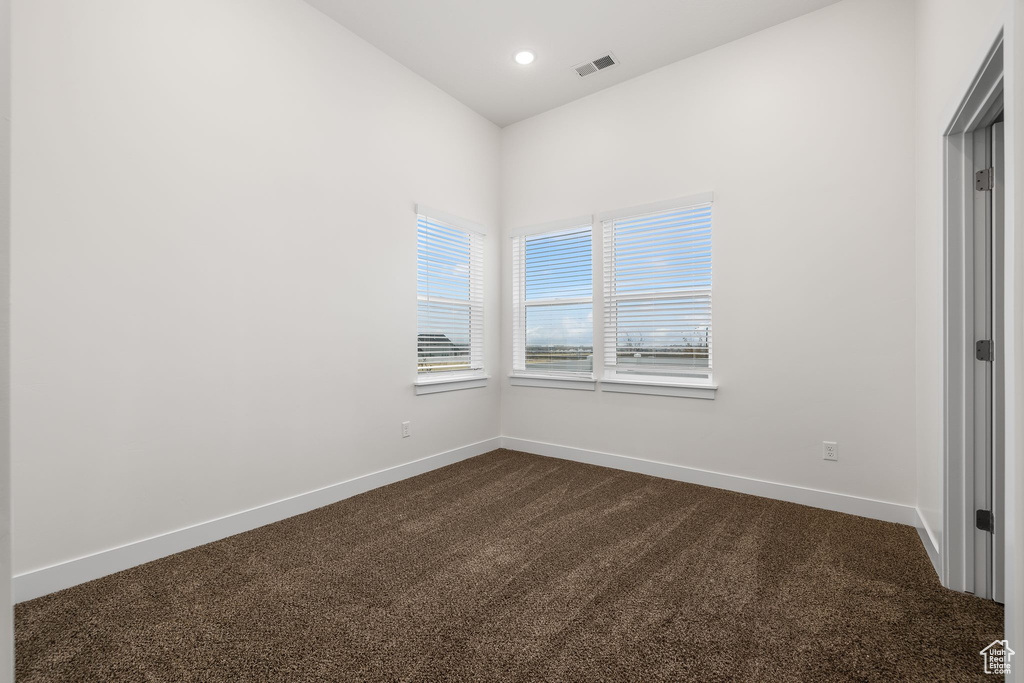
[416,208,484,380]
[511,223,593,379]
[602,195,713,384]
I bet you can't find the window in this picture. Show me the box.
[511,221,594,386]
[601,194,714,393]
[415,207,485,392]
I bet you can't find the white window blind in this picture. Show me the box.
[603,200,712,381]
[416,211,484,376]
[512,225,593,378]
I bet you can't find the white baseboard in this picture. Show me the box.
[13,437,502,603]
[15,436,930,602]
[501,437,918,526]
[915,510,942,580]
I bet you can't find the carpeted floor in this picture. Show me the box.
[16,449,1004,682]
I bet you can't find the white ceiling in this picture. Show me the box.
[303,0,844,127]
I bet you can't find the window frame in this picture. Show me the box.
[414,205,488,395]
[597,192,717,399]
[509,216,597,391]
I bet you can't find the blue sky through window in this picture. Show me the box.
[524,227,593,350]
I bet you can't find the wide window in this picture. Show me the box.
[416,208,484,386]
[511,223,593,381]
[601,195,713,387]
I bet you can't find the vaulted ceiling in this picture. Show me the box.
[303,0,844,127]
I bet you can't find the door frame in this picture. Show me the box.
[991,119,1005,604]
[943,32,1004,596]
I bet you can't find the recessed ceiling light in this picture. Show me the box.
[514,51,535,66]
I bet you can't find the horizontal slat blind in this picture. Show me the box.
[417,213,484,375]
[512,225,593,377]
[603,202,712,378]
[511,235,526,370]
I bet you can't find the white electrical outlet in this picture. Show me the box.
[823,441,838,461]
[401,421,411,438]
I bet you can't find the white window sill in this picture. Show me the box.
[509,375,597,391]
[414,375,489,395]
[600,377,717,399]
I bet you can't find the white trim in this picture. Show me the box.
[414,204,485,235]
[501,437,917,526]
[509,375,596,391]
[507,215,593,238]
[14,435,928,603]
[13,437,502,603]
[916,509,942,581]
[942,32,1005,596]
[413,375,488,395]
[943,31,1004,136]
[596,191,714,223]
[600,377,717,399]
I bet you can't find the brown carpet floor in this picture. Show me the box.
[16,449,1004,682]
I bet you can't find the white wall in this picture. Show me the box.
[912,0,1005,575]
[10,0,501,576]
[1008,0,1023,672]
[500,0,918,507]
[0,0,9,674]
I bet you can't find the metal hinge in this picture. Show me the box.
[976,167,994,191]
[976,339,994,362]
[976,509,994,533]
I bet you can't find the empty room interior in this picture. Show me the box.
[2,0,1024,680]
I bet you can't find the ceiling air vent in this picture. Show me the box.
[573,52,619,79]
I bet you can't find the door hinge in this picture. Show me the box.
[976,339,994,362]
[976,167,994,191]
[976,509,995,533]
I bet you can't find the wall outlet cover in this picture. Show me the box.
[823,441,838,461]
